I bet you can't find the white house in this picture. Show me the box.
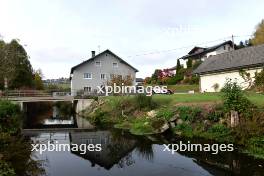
[170,40,234,71]
[193,44,264,92]
[70,50,138,95]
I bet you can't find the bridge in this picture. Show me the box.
[0,90,74,102]
[0,90,94,113]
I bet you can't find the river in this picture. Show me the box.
[21,101,264,176]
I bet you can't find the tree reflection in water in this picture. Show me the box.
[0,134,45,176]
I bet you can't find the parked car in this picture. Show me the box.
[152,87,173,95]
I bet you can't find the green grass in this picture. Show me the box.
[167,84,199,92]
[152,92,264,107]
[246,92,264,107]
[152,93,221,106]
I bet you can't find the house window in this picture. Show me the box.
[84,73,92,79]
[84,87,92,92]
[95,61,101,66]
[223,45,226,50]
[118,75,122,79]
[110,74,115,80]
[101,74,106,80]
[113,62,118,68]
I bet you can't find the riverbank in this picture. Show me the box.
[82,91,264,159]
[0,100,45,175]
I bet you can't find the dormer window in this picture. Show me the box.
[95,61,101,66]
[113,62,118,68]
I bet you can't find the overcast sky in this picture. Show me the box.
[0,0,263,79]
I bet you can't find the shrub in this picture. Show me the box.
[165,76,178,85]
[207,124,230,136]
[134,94,156,110]
[254,69,264,92]
[246,136,264,158]
[0,101,21,134]
[176,106,202,121]
[207,109,223,122]
[221,79,254,116]
[0,161,16,176]
[156,108,174,121]
[190,76,199,85]
[174,123,193,137]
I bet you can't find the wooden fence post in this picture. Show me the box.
[230,110,239,128]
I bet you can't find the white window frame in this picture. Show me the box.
[95,61,101,67]
[110,74,115,80]
[84,73,92,79]
[100,73,106,80]
[113,62,118,68]
[84,86,92,92]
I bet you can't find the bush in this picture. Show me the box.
[176,106,202,121]
[134,94,156,110]
[207,108,224,122]
[0,161,16,176]
[156,108,174,121]
[207,124,230,136]
[221,79,254,116]
[190,76,199,85]
[165,76,178,85]
[0,101,21,134]
[254,69,264,92]
[174,123,193,137]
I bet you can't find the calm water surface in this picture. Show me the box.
[21,102,264,176]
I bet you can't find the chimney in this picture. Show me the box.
[91,51,95,57]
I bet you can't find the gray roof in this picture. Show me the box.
[181,40,234,60]
[70,49,138,74]
[193,44,264,75]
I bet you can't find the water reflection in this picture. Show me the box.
[23,102,77,128]
[22,102,264,176]
[70,130,137,169]
[25,129,264,176]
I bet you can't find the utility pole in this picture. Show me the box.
[231,35,235,49]
[98,45,101,53]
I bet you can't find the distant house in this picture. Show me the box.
[193,44,264,92]
[70,50,138,95]
[170,40,234,71]
[181,40,234,62]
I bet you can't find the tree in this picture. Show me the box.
[221,79,253,116]
[254,69,264,92]
[176,59,181,75]
[151,69,162,84]
[187,58,192,68]
[33,69,44,90]
[0,39,34,89]
[252,19,264,46]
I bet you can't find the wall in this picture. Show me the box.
[71,53,136,95]
[200,67,262,92]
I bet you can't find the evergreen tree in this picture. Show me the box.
[187,58,193,68]
[176,59,181,75]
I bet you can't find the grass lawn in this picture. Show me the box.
[152,92,264,107]
[167,84,199,92]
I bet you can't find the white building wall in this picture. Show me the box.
[200,68,263,92]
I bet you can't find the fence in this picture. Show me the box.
[0,90,72,98]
